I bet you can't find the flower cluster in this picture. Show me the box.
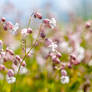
[0,12,57,84]
[0,11,88,86]
[1,17,19,34]
[0,40,27,83]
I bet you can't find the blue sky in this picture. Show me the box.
[1,0,92,22]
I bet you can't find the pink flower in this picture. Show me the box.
[34,12,42,19]
[1,17,6,22]
[7,69,14,77]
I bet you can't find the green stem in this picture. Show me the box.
[27,13,34,28]
[13,23,42,92]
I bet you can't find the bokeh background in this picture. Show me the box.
[1,0,92,92]
[1,0,92,24]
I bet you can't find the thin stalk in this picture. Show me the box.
[14,23,42,92]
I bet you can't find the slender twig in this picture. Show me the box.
[27,13,34,28]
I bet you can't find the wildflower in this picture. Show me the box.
[15,55,21,62]
[61,76,69,84]
[27,28,32,34]
[43,19,50,24]
[1,17,6,22]
[52,55,60,64]
[48,42,57,52]
[11,23,19,34]
[43,18,56,29]
[85,21,91,28]
[56,51,62,58]
[21,61,26,67]
[6,48,14,55]
[49,18,56,29]
[21,28,28,37]
[61,69,67,76]
[68,63,72,68]
[34,12,42,19]
[5,21,13,30]
[60,63,66,69]
[13,60,18,65]
[45,38,52,46]
[7,69,14,77]
[6,75,16,84]
[0,64,5,71]
[40,32,46,38]
[70,54,80,65]
[3,25,8,31]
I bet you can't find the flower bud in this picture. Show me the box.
[27,28,32,34]
[6,48,14,55]
[52,56,60,64]
[40,32,46,38]
[68,63,72,68]
[43,19,50,24]
[34,12,42,19]
[0,64,5,71]
[6,21,13,30]
[61,69,67,76]
[85,22,91,28]
[15,55,21,62]
[13,60,18,65]
[21,28,28,37]
[56,51,62,58]
[7,69,14,77]
[3,25,8,31]
[1,17,6,22]
[21,61,26,67]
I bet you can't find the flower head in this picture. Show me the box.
[48,42,57,52]
[61,76,69,84]
[6,75,16,84]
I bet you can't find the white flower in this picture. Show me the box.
[21,28,28,37]
[6,75,16,84]
[9,23,19,34]
[49,18,56,29]
[61,76,69,84]
[10,23,19,34]
[76,46,85,62]
[48,42,57,52]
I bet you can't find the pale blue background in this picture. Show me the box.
[0,0,92,23]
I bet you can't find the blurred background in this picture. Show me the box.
[1,0,92,92]
[1,0,92,24]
